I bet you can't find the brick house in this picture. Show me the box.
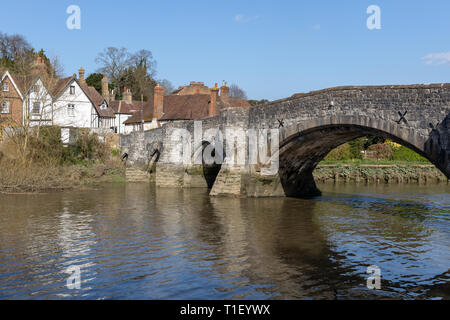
[0,71,24,126]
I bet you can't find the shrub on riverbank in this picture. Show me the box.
[0,126,125,193]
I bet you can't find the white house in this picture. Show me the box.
[24,75,54,127]
[23,67,115,129]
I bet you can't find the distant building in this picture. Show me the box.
[123,81,250,132]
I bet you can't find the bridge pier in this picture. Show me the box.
[156,164,218,188]
[210,165,286,198]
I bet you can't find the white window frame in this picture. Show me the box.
[2,82,9,92]
[1,100,10,114]
[70,85,76,95]
[32,102,41,115]
[67,104,75,117]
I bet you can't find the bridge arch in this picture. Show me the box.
[277,114,447,197]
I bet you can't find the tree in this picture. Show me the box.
[95,47,130,93]
[229,84,248,99]
[86,73,104,94]
[158,79,175,94]
[0,32,34,75]
[124,50,157,100]
[95,47,159,101]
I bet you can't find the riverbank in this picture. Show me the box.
[0,162,125,194]
[314,162,448,184]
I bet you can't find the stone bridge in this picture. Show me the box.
[120,84,450,198]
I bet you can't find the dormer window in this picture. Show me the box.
[100,102,107,110]
[2,82,9,92]
[70,85,76,95]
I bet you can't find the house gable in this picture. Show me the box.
[1,71,24,100]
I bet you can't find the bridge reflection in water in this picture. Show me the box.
[0,183,448,299]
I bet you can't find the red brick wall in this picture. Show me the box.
[0,77,23,126]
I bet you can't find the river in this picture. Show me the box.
[0,183,449,300]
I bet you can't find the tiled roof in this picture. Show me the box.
[124,94,250,124]
[160,94,211,121]
[109,100,145,115]
[83,85,115,118]
[51,76,74,97]
[122,100,154,124]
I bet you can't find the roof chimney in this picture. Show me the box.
[122,87,132,103]
[209,83,220,117]
[78,67,86,85]
[101,75,109,102]
[31,56,47,75]
[154,83,164,120]
[220,81,229,98]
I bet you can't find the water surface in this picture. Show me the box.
[0,183,449,299]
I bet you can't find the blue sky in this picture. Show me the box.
[1,0,449,100]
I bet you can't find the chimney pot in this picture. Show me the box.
[220,81,229,97]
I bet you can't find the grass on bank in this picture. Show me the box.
[0,126,125,193]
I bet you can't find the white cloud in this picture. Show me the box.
[234,14,259,23]
[422,52,450,65]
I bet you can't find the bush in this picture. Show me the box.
[393,146,429,162]
[367,143,393,160]
[324,143,352,161]
[348,138,365,159]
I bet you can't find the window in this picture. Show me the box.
[67,104,75,117]
[2,82,9,92]
[32,102,41,114]
[1,101,9,114]
[32,85,39,93]
[70,86,75,95]
[100,102,107,110]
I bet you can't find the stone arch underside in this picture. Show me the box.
[278,121,447,198]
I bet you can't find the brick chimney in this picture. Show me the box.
[154,83,164,119]
[31,56,47,75]
[78,67,86,85]
[101,75,109,102]
[209,83,220,117]
[220,81,229,97]
[122,87,132,103]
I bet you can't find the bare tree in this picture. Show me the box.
[128,50,157,79]
[158,79,174,94]
[0,32,32,61]
[229,84,248,100]
[95,47,130,89]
